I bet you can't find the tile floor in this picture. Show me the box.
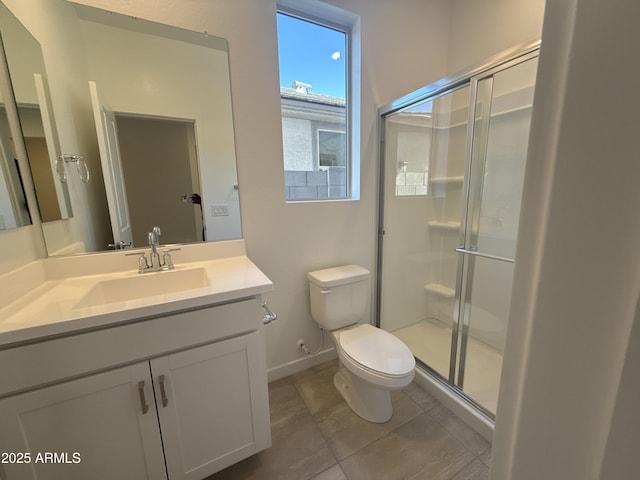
[208,359,491,480]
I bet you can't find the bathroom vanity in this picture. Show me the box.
[0,240,273,480]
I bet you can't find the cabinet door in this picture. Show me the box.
[152,331,271,480]
[0,363,167,480]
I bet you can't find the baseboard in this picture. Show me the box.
[267,348,337,382]
[414,367,495,442]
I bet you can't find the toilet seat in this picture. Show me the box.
[337,324,415,377]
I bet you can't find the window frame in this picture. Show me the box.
[277,3,358,202]
[317,128,347,169]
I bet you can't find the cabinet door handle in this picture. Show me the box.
[138,381,149,415]
[159,375,169,408]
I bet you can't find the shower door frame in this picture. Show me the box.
[376,41,540,420]
[455,51,539,396]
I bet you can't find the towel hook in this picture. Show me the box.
[56,154,90,183]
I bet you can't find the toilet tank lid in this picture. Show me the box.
[308,265,370,287]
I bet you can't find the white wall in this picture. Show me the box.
[0,226,45,272]
[447,0,546,73]
[491,0,640,478]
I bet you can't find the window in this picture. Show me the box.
[318,130,346,167]
[277,7,357,201]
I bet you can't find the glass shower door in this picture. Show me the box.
[455,56,539,413]
[378,44,539,419]
[379,85,470,380]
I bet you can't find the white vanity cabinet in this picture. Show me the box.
[0,297,271,480]
[0,362,168,479]
[154,330,270,479]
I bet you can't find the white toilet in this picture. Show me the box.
[308,265,415,423]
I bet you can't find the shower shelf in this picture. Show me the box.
[429,176,464,186]
[424,283,456,298]
[427,221,460,232]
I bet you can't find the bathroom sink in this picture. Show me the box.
[74,267,210,309]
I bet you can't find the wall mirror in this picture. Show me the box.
[0,84,32,231]
[0,0,241,255]
[0,3,60,233]
[0,73,31,231]
[0,2,74,225]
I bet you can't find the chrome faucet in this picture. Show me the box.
[126,226,181,273]
[148,226,162,269]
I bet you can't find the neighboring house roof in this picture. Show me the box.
[280,87,345,107]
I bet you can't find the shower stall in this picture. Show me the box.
[377,43,539,419]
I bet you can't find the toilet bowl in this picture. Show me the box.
[332,323,415,422]
[308,265,415,423]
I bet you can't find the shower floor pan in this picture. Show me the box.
[393,319,502,414]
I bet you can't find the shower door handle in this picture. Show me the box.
[454,247,514,264]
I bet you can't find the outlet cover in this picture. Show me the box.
[211,204,229,217]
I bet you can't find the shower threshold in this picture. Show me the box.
[393,319,503,415]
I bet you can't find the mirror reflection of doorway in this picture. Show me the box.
[23,136,61,222]
[115,115,203,246]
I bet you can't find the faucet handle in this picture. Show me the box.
[125,252,150,272]
[138,254,150,271]
[162,248,181,269]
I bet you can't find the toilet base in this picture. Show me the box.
[334,364,393,423]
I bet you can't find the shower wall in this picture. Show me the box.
[381,70,535,340]
[380,87,471,335]
[379,115,434,333]
[380,91,468,334]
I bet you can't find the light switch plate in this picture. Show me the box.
[210,204,229,217]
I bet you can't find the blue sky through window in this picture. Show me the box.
[277,13,346,99]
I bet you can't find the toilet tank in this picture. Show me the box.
[308,265,370,330]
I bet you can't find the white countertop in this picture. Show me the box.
[0,241,273,348]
